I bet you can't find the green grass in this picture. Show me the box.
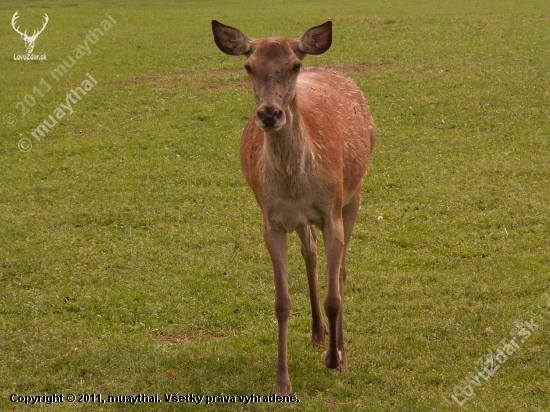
[1,0,549,410]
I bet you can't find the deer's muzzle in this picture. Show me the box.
[256,104,285,129]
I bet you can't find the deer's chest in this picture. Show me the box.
[258,169,327,233]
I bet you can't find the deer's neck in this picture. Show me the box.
[262,96,312,180]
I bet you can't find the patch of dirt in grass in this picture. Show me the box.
[126,74,157,84]
[118,64,386,89]
[360,18,402,31]
[121,69,239,86]
[207,78,250,89]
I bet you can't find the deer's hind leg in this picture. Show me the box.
[335,189,362,371]
[297,224,327,347]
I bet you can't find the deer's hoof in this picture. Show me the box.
[273,381,292,396]
[322,349,342,369]
[337,351,348,372]
[311,326,327,347]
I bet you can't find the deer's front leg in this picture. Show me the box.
[321,218,345,369]
[263,220,292,395]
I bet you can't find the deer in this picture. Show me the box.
[11,11,49,54]
[212,20,375,395]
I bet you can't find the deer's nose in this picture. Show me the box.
[257,106,282,127]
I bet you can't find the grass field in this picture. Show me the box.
[1,0,549,410]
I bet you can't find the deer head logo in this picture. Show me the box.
[11,11,49,54]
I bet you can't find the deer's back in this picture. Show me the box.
[297,67,375,194]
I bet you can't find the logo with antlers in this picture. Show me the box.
[11,11,49,54]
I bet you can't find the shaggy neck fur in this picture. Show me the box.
[262,95,313,184]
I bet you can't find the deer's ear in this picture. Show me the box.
[212,20,253,56]
[297,21,332,56]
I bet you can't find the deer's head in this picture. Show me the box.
[212,20,332,131]
[12,11,49,54]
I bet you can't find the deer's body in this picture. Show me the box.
[241,67,374,233]
[212,21,375,395]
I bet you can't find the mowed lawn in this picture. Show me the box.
[1,0,549,410]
